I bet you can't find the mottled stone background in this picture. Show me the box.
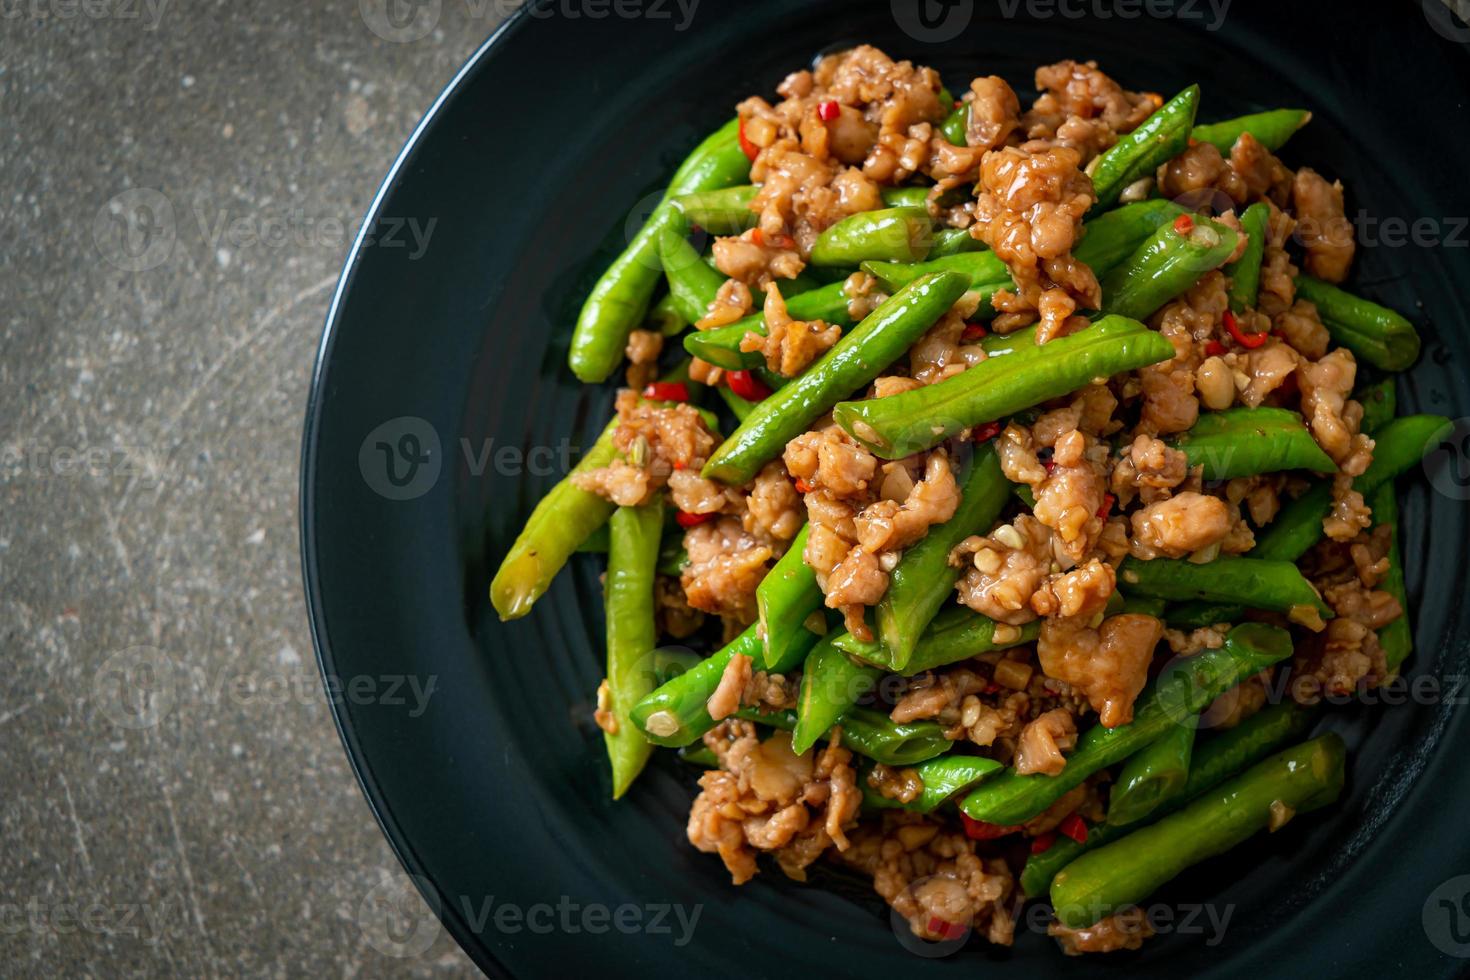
[1,2,507,975]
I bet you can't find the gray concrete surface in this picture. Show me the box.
[1,3,508,975]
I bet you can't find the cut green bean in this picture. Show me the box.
[569,118,750,383]
[959,623,1295,825]
[716,383,757,421]
[810,206,932,266]
[834,606,1040,676]
[939,101,968,145]
[1190,108,1311,154]
[658,227,725,324]
[682,280,855,370]
[930,226,984,257]
[704,271,971,484]
[880,186,932,209]
[792,633,882,754]
[649,291,689,336]
[1100,212,1239,321]
[863,755,1004,813]
[602,499,664,798]
[1374,484,1413,673]
[1107,720,1196,826]
[1089,85,1199,211]
[877,444,1010,670]
[1355,414,1453,496]
[1224,201,1271,312]
[491,420,618,620]
[630,623,818,748]
[736,705,951,767]
[833,315,1175,459]
[1050,733,1345,927]
[671,184,757,233]
[1169,407,1336,478]
[1118,555,1332,622]
[1020,699,1317,897]
[756,524,822,669]
[1357,377,1397,436]
[1294,275,1422,371]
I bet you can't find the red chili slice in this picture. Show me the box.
[737,117,760,161]
[1223,309,1267,349]
[817,100,840,121]
[794,478,812,494]
[961,321,988,341]
[926,916,968,940]
[642,381,690,403]
[973,420,1003,443]
[1203,339,1227,357]
[961,814,1022,841]
[1172,213,1195,235]
[1096,493,1116,520]
[1059,813,1088,844]
[675,510,715,528]
[1030,831,1058,855]
[726,370,772,401]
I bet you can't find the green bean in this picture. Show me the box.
[1190,108,1311,154]
[1252,480,1335,563]
[1100,212,1239,321]
[880,186,932,209]
[682,280,855,370]
[1223,201,1271,312]
[1119,555,1332,622]
[1107,720,1196,826]
[861,199,1182,297]
[1357,414,1454,496]
[939,101,968,146]
[491,420,618,620]
[792,633,882,754]
[703,271,971,484]
[649,291,689,336]
[959,623,1295,825]
[756,524,823,669]
[1163,601,1245,630]
[630,623,819,748]
[1089,85,1200,211]
[930,226,984,257]
[1169,407,1336,478]
[656,541,688,578]
[1374,483,1413,672]
[657,227,725,324]
[671,184,757,234]
[677,744,720,768]
[1294,275,1423,371]
[809,206,932,266]
[834,607,1040,676]
[833,315,1175,459]
[876,444,1010,670]
[569,117,750,383]
[1051,733,1345,927]
[716,383,756,421]
[862,246,1007,293]
[1020,699,1316,896]
[735,705,951,767]
[602,500,664,798]
[863,755,1004,813]
[1357,377,1397,436]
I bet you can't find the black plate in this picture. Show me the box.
[301,2,1470,975]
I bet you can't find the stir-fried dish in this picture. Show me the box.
[491,46,1447,955]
